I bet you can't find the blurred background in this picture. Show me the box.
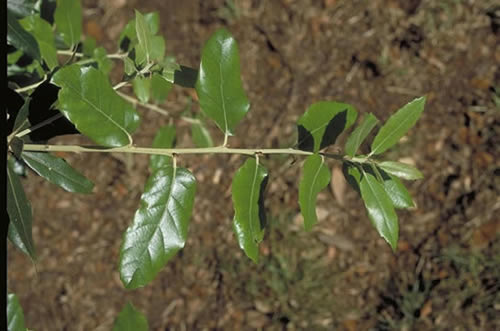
[8,0,500,330]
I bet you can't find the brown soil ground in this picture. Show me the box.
[8,0,500,330]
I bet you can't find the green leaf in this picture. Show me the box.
[196,28,250,136]
[22,152,94,193]
[370,96,426,155]
[82,37,97,56]
[342,162,362,195]
[381,172,415,209]
[191,118,214,148]
[359,171,399,251]
[132,76,151,104]
[345,113,378,157]
[93,47,113,75]
[118,12,159,51]
[159,56,180,83]
[7,159,36,260]
[378,161,423,180]
[119,165,196,289]
[112,302,149,331]
[8,0,37,18]
[123,57,136,76]
[12,97,31,134]
[54,0,82,47]
[299,154,331,231]
[20,15,58,70]
[135,10,153,64]
[150,35,165,62]
[149,125,176,171]
[7,10,41,61]
[150,73,172,104]
[232,158,268,262]
[297,101,357,152]
[7,293,26,331]
[52,64,141,147]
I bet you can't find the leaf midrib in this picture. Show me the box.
[60,71,131,144]
[7,167,34,256]
[372,109,417,154]
[363,174,394,242]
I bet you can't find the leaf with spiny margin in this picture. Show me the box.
[132,76,151,104]
[150,73,173,104]
[7,10,40,61]
[299,154,331,231]
[51,64,141,147]
[191,117,214,148]
[7,293,26,331]
[359,171,399,251]
[7,158,36,260]
[22,151,94,193]
[20,15,58,70]
[149,125,176,171]
[135,10,152,64]
[345,113,378,157]
[232,158,268,263]
[370,96,426,155]
[54,0,82,47]
[196,28,250,136]
[378,161,423,180]
[112,302,149,331]
[297,101,357,152]
[119,165,196,289]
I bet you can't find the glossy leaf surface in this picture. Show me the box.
[149,125,176,171]
[7,159,36,259]
[232,158,268,262]
[120,165,196,289]
[196,29,250,136]
[297,101,357,152]
[370,96,426,155]
[112,302,149,331]
[52,64,140,147]
[345,113,378,156]
[378,161,423,180]
[381,172,415,209]
[359,172,399,251]
[8,0,37,18]
[7,293,26,331]
[299,155,331,231]
[22,152,94,193]
[54,0,82,47]
[7,10,40,61]
[20,15,58,70]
